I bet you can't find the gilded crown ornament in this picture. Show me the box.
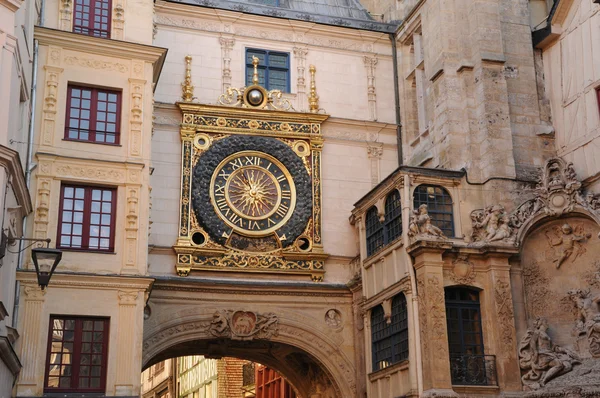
[181,55,195,102]
[217,56,296,111]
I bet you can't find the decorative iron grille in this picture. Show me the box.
[449,354,497,386]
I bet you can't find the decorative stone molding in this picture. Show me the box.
[219,36,235,92]
[118,290,138,306]
[123,187,140,272]
[48,46,62,67]
[363,55,378,121]
[0,145,32,215]
[494,279,516,353]
[293,47,308,111]
[209,310,278,341]
[449,255,476,285]
[19,284,46,385]
[33,178,51,244]
[64,55,129,73]
[128,78,146,157]
[41,66,63,146]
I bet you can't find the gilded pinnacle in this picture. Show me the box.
[252,55,260,86]
[181,55,194,102]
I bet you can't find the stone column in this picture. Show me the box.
[409,241,456,397]
[128,78,146,158]
[115,290,139,396]
[17,286,46,394]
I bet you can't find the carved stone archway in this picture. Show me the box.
[142,280,358,398]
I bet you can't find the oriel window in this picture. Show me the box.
[371,294,409,372]
[66,85,121,145]
[57,185,117,252]
[44,316,109,392]
[365,206,384,257]
[73,0,111,38]
[245,49,290,92]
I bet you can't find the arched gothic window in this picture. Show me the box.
[413,185,454,237]
[371,294,409,372]
[366,207,384,257]
[384,190,402,243]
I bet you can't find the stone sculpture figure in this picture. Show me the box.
[519,317,580,390]
[544,223,591,269]
[408,204,447,240]
[471,205,514,243]
[568,289,600,358]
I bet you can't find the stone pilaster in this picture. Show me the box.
[409,241,457,397]
[219,37,235,92]
[363,56,378,121]
[112,0,125,40]
[367,142,383,187]
[17,286,46,393]
[487,256,521,391]
[128,78,146,158]
[115,290,139,395]
[293,47,308,111]
[41,65,63,147]
[59,0,73,31]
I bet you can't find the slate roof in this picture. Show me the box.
[168,0,397,32]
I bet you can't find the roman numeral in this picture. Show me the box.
[281,190,291,200]
[276,203,289,218]
[216,198,228,210]
[214,184,225,196]
[265,162,272,171]
[248,221,260,230]
[245,156,261,166]
[229,213,244,227]
[229,158,243,170]
[276,174,286,182]
[218,170,230,180]
[267,218,276,227]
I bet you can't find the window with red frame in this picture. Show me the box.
[73,0,111,38]
[66,86,121,145]
[58,185,116,251]
[45,316,109,392]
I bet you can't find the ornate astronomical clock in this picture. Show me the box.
[174,56,328,281]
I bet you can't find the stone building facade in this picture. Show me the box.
[4,0,600,398]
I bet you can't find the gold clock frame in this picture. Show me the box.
[173,101,329,282]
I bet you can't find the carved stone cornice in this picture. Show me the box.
[406,239,453,258]
[34,27,167,84]
[17,270,153,291]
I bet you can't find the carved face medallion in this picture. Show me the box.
[210,151,296,236]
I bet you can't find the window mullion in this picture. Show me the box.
[82,187,92,250]
[90,89,97,142]
[73,319,83,389]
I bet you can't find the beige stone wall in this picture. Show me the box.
[540,0,600,187]
[397,0,555,181]
[149,2,400,282]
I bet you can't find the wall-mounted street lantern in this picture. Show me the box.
[2,235,63,290]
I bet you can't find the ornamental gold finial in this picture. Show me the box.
[182,55,194,102]
[308,65,319,113]
[252,55,260,85]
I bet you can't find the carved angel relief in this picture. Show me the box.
[544,223,591,269]
[470,205,515,244]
